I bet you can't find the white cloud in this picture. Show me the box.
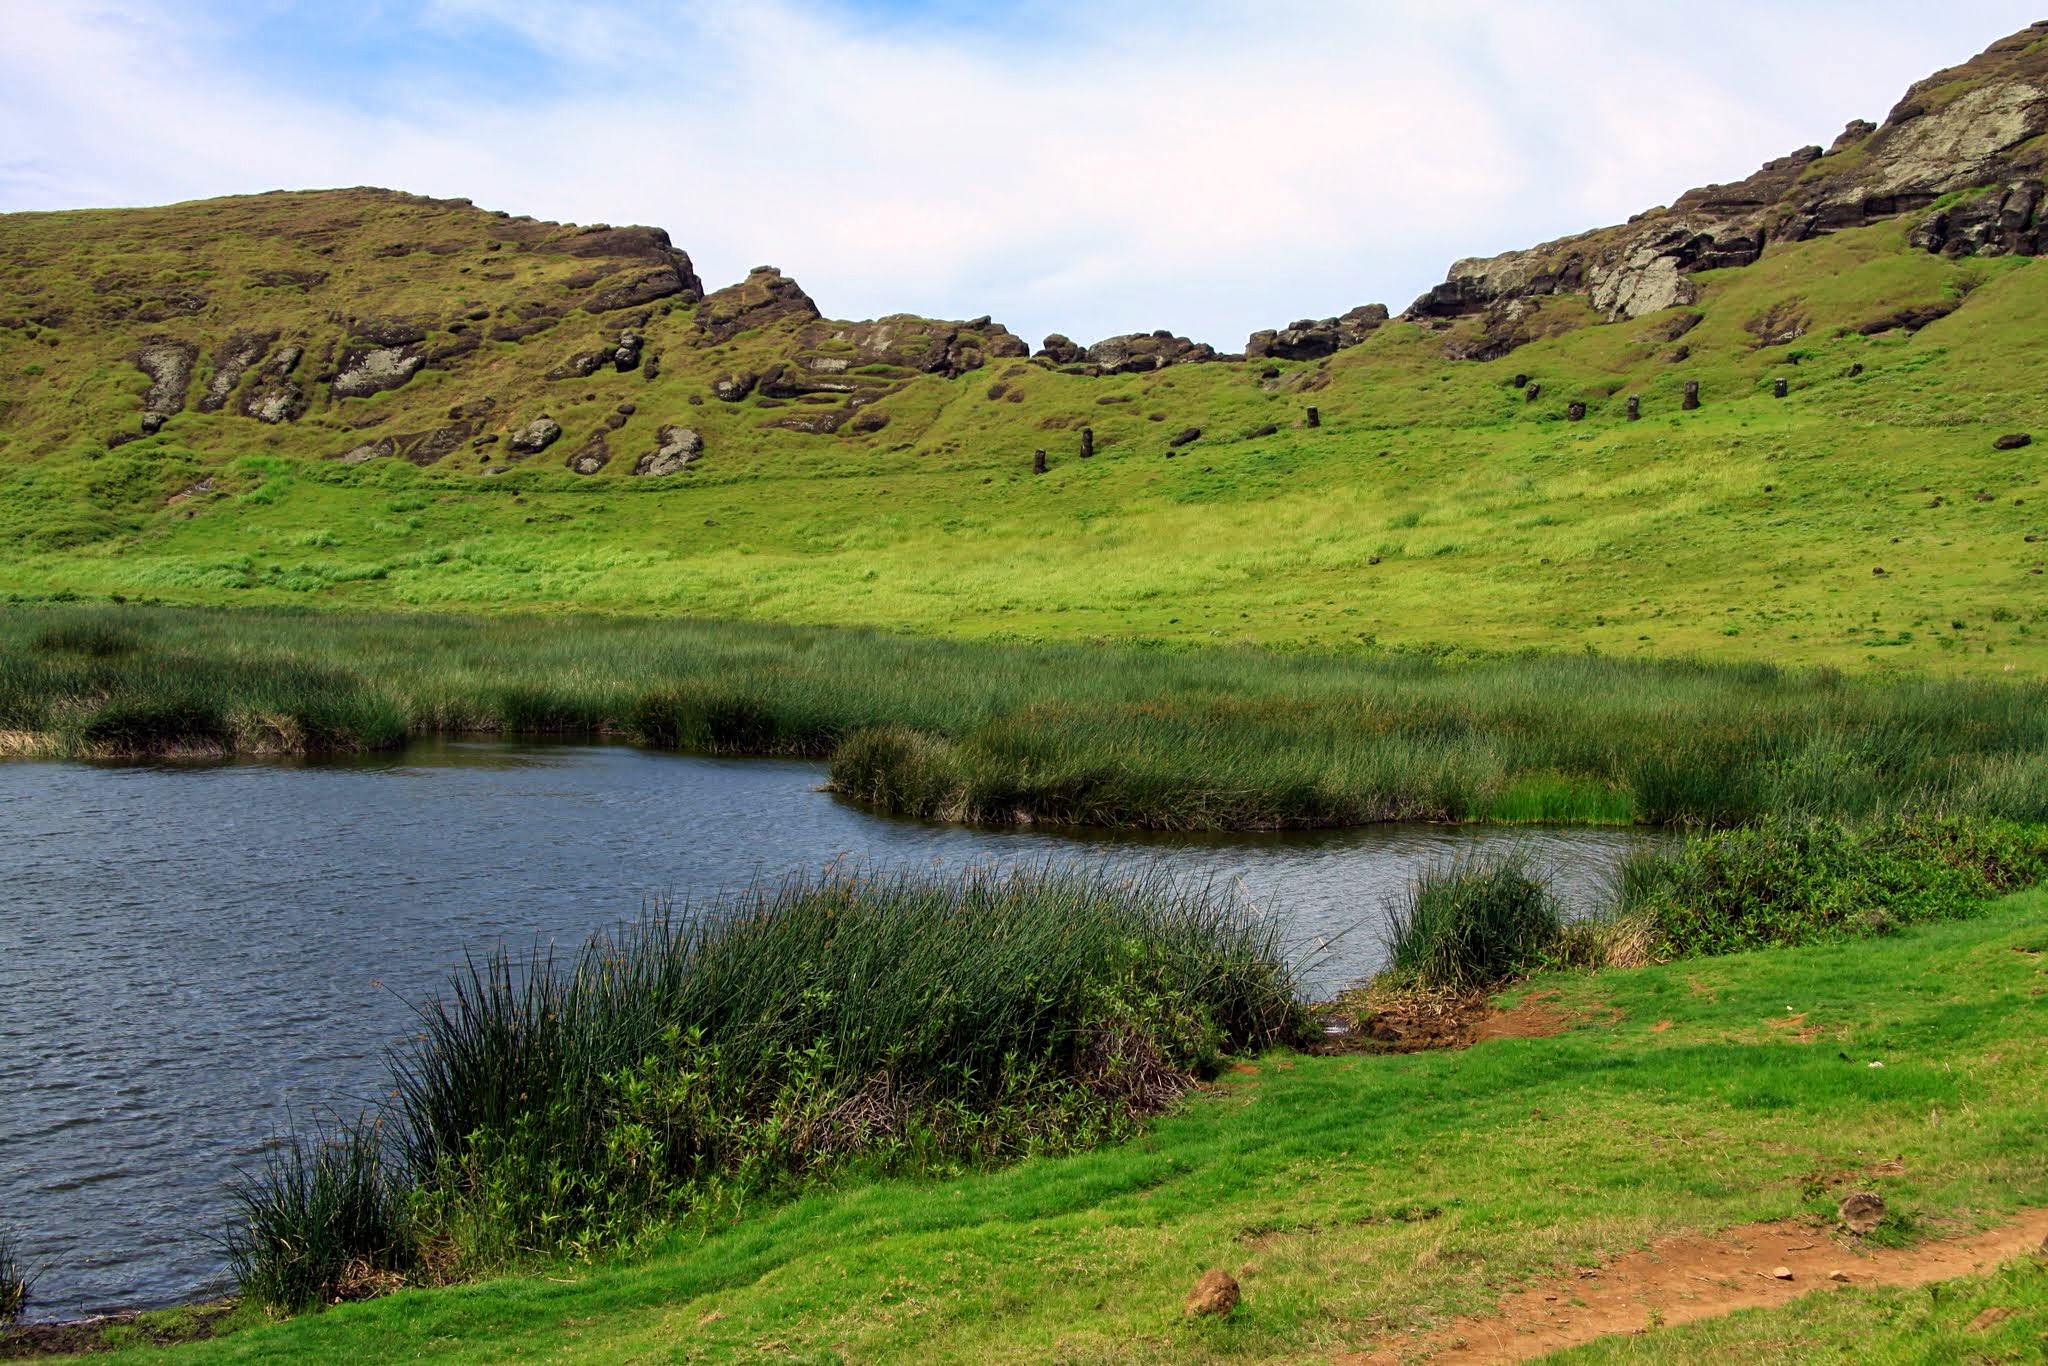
[1,0,2041,347]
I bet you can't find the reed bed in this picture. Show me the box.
[6,604,2046,830]
[228,865,1304,1306]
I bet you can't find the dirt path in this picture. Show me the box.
[1340,1207,2048,1364]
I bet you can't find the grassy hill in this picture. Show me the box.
[1,207,2041,673]
[2,25,2047,674]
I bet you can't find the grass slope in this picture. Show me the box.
[3,199,2045,674]
[80,888,2048,1363]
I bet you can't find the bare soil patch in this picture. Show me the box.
[1340,1208,2048,1364]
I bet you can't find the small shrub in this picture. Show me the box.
[225,1119,415,1313]
[1636,815,2048,957]
[1384,854,1564,990]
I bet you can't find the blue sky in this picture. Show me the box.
[4,1,2042,347]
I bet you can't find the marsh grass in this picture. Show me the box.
[1381,854,1566,990]
[11,605,2041,831]
[224,1120,415,1313]
[229,865,1305,1304]
[0,1223,28,1326]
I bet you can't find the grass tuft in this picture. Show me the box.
[0,1224,32,1326]
[224,1119,415,1314]
[1382,853,1565,991]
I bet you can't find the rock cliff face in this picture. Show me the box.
[1408,21,2048,326]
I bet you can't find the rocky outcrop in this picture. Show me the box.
[239,345,306,424]
[713,370,757,402]
[197,332,276,412]
[792,313,1027,380]
[1407,22,2048,330]
[1036,334,1085,365]
[1910,180,2045,257]
[633,425,703,475]
[131,341,196,416]
[695,267,822,343]
[534,225,704,314]
[1246,305,1388,361]
[1082,330,1220,375]
[331,345,424,399]
[566,434,610,475]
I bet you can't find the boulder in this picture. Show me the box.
[614,330,645,373]
[1994,432,2033,450]
[1085,331,1218,375]
[1245,304,1389,360]
[507,416,563,455]
[633,425,703,476]
[1036,333,1085,365]
[566,435,610,475]
[331,345,424,399]
[1168,427,1202,448]
[131,341,197,415]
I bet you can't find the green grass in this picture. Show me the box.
[78,887,2048,1362]
[1,197,2044,675]
[7,605,2048,831]
[227,867,1302,1308]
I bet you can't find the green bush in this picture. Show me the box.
[1630,815,2048,957]
[1383,854,1565,991]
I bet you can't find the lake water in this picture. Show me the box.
[0,742,1657,1319]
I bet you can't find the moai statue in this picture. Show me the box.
[1567,401,1587,422]
[1079,427,1095,459]
[1305,406,1321,429]
[1626,394,1642,421]
[1032,449,1047,475]
[1526,384,1542,403]
[1683,380,1701,411]
[1773,377,1789,399]
[1513,374,1529,389]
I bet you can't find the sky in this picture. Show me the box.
[2,1,2041,348]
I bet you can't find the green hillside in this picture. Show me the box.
[1,24,2046,673]
[1,209,2040,672]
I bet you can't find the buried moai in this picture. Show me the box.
[1567,401,1587,422]
[1079,426,1095,459]
[1305,406,1321,429]
[1683,380,1701,411]
[1525,383,1541,403]
[1774,377,1789,399]
[1032,448,1047,474]
[1627,394,1641,421]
